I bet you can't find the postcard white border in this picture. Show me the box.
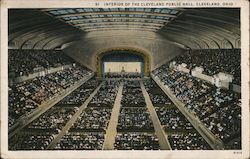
[1,0,249,159]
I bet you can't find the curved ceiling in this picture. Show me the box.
[42,8,180,32]
[8,8,240,50]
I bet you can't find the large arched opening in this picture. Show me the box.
[95,47,151,77]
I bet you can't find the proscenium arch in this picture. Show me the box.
[95,47,151,77]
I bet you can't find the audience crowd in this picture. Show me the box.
[224,137,241,150]
[9,49,75,77]
[187,88,240,120]
[8,48,242,150]
[9,77,104,150]
[143,79,173,106]
[168,132,211,150]
[55,80,119,150]
[114,133,160,150]
[54,132,104,150]
[121,80,146,107]
[104,72,141,78]
[156,107,194,131]
[117,108,154,131]
[144,79,211,150]
[8,66,91,127]
[9,106,77,150]
[26,106,77,131]
[70,107,112,132]
[202,101,241,144]
[58,78,101,105]
[88,81,120,107]
[172,49,241,85]
[115,79,160,150]
[153,64,241,149]
[9,132,55,150]
[8,91,38,127]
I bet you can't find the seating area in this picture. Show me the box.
[158,106,212,150]
[202,101,241,145]
[172,49,241,85]
[143,79,173,106]
[114,133,160,150]
[54,132,104,150]
[121,80,146,107]
[104,72,141,78]
[9,106,77,150]
[153,66,212,104]
[156,107,193,131]
[68,81,120,132]
[153,64,241,149]
[8,92,38,127]
[168,132,211,150]
[114,79,160,150]
[70,107,112,132]
[8,66,242,150]
[9,77,104,150]
[56,81,118,149]
[26,106,77,131]
[144,79,211,150]
[88,80,120,107]
[8,73,241,150]
[57,78,101,105]
[224,137,241,150]
[187,88,241,120]
[8,66,91,127]
[8,49,75,77]
[117,108,154,131]
[9,132,55,150]
[51,81,120,150]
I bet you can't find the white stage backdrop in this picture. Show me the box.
[104,62,141,73]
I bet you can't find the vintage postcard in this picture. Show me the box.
[0,0,249,159]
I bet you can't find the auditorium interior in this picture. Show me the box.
[7,8,242,151]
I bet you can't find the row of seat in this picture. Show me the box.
[8,65,91,127]
[153,64,241,149]
[172,49,241,85]
[54,80,120,150]
[143,79,212,150]
[9,49,75,77]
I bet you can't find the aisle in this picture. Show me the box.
[103,83,124,150]
[140,81,172,150]
[151,75,225,150]
[8,74,94,139]
[46,81,105,149]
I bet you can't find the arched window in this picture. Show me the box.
[222,39,233,49]
[235,38,241,48]
[210,40,220,49]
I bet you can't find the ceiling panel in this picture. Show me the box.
[42,8,181,32]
